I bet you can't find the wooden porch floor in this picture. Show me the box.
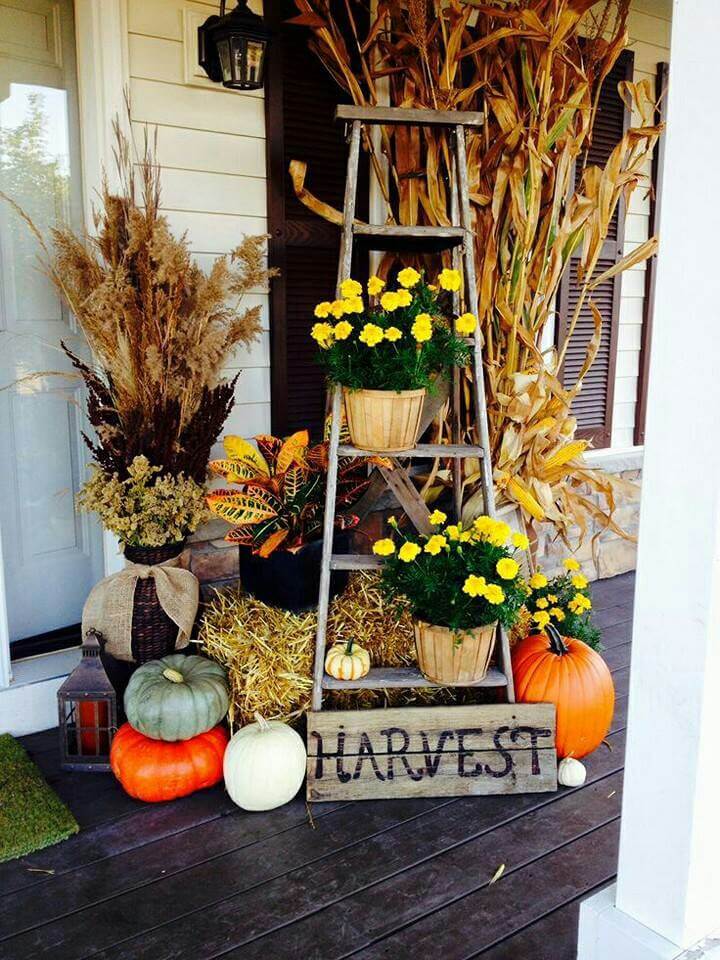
[0,572,634,960]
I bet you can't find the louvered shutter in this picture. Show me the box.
[556,50,634,449]
[266,2,368,438]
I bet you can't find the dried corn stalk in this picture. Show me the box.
[289,0,662,546]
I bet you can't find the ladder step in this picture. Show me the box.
[353,224,464,253]
[336,104,485,128]
[338,443,484,459]
[330,554,382,571]
[322,665,508,690]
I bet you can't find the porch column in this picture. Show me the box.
[577,1,720,957]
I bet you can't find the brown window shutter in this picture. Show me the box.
[556,49,634,449]
[265,3,368,439]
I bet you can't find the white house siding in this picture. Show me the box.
[127,0,270,446]
[613,0,671,448]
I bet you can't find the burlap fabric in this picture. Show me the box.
[82,554,199,662]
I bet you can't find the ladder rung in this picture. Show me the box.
[322,666,508,690]
[330,554,382,571]
[338,443,484,459]
[336,105,485,128]
[353,224,464,253]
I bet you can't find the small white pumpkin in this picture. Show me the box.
[324,639,371,681]
[223,713,306,811]
[558,757,587,788]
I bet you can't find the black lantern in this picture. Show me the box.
[57,630,117,772]
[198,1,270,91]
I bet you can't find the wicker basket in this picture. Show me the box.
[343,387,425,452]
[413,619,497,684]
[124,541,186,663]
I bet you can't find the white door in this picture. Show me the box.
[0,0,104,644]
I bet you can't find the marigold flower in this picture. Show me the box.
[512,532,530,550]
[548,594,558,603]
[438,268,462,292]
[572,573,589,589]
[535,597,549,609]
[343,296,364,314]
[412,313,433,343]
[314,301,332,319]
[456,312,477,334]
[445,523,462,541]
[396,288,412,307]
[397,267,421,288]
[529,572,548,590]
[462,574,487,598]
[533,610,551,630]
[496,557,519,580]
[340,278,363,298]
[488,521,510,546]
[563,557,580,571]
[311,322,334,348]
[384,326,402,342]
[372,538,395,557]
[330,299,347,319]
[334,320,353,340]
[398,541,421,562]
[367,275,385,296]
[358,323,384,347]
[568,592,592,614]
[423,534,447,556]
[429,509,447,526]
[485,584,505,605]
[380,291,400,312]
[550,607,566,622]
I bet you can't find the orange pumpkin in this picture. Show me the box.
[110,723,228,802]
[512,625,614,759]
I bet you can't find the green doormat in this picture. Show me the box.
[0,733,79,862]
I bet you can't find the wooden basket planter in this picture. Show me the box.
[124,541,186,663]
[413,619,497,685]
[343,387,425,452]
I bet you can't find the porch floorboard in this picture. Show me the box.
[0,572,635,960]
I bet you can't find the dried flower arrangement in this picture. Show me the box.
[288,0,662,548]
[1,121,277,546]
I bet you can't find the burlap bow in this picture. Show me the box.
[82,554,199,662]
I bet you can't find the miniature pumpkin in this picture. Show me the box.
[512,624,614,759]
[558,757,587,787]
[110,722,228,802]
[124,654,229,741]
[324,639,371,681]
[224,713,306,811]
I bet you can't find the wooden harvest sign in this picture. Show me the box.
[307,704,557,801]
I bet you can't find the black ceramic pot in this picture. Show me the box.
[239,533,350,612]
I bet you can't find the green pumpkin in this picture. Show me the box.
[124,654,230,742]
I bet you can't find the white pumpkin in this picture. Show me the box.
[224,713,306,811]
[558,757,587,788]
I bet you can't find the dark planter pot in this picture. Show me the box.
[100,541,187,712]
[239,534,350,612]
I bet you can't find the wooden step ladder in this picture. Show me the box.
[311,105,516,711]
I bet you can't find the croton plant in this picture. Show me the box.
[207,431,370,556]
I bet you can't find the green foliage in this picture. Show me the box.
[527,567,601,651]
[312,275,471,392]
[376,517,528,632]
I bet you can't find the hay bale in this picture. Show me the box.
[198,573,500,727]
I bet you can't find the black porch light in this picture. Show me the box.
[198,1,270,91]
[57,630,117,772]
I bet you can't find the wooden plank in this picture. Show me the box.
[378,462,432,534]
[321,665,508,690]
[306,705,557,801]
[337,443,484,458]
[351,817,621,960]
[87,729,627,960]
[329,553,382,570]
[336,104,485,127]
[602,641,631,672]
[352,224,465,253]
[216,775,623,960]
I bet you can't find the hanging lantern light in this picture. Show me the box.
[57,630,117,772]
[198,1,270,91]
